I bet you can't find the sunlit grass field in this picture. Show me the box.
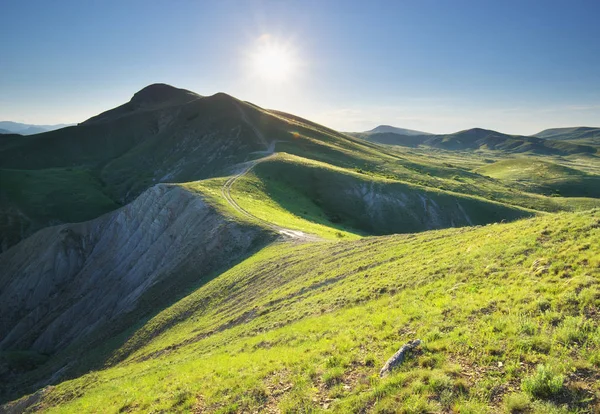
[30,208,600,413]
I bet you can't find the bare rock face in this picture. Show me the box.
[0,184,272,354]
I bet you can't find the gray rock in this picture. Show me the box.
[379,339,422,377]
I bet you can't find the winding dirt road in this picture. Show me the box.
[220,155,319,241]
[222,105,320,241]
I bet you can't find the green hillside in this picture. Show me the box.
[476,158,600,198]
[0,168,119,250]
[234,154,533,235]
[533,127,600,146]
[2,85,599,253]
[356,128,598,155]
[10,208,598,413]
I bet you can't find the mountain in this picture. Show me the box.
[1,84,600,412]
[0,128,13,134]
[533,126,600,146]
[359,125,432,136]
[0,121,73,135]
[3,84,574,253]
[354,127,598,155]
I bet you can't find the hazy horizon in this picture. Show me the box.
[1,0,599,135]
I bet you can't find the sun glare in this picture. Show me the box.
[250,36,297,82]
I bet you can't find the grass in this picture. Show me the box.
[19,208,599,413]
[230,153,535,238]
[0,167,119,249]
[476,158,600,198]
[521,365,565,399]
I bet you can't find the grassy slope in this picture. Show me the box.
[533,127,600,146]
[377,146,600,213]
[25,209,600,413]
[476,158,600,198]
[0,168,119,249]
[229,154,533,237]
[359,129,598,156]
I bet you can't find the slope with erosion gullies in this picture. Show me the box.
[0,182,276,401]
[358,127,598,155]
[477,158,600,198]
[14,209,599,413]
[229,154,534,237]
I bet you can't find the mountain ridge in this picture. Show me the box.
[352,127,598,155]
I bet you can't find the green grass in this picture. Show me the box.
[0,167,119,249]
[476,158,600,198]
[23,209,599,413]
[233,153,534,236]
[0,168,118,221]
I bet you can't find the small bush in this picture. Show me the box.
[504,392,531,413]
[521,364,564,399]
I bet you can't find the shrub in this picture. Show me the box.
[503,392,531,413]
[521,364,564,399]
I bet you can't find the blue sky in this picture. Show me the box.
[1,0,599,134]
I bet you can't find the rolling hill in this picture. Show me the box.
[353,127,598,155]
[533,126,600,146]
[1,84,600,413]
[3,206,598,413]
[5,84,593,253]
[476,158,600,198]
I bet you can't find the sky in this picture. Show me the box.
[1,0,599,135]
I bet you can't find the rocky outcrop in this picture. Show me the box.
[0,184,273,354]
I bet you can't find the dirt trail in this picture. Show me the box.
[222,108,319,241]
[220,154,320,241]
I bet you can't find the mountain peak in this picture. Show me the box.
[365,125,432,136]
[82,84,201,124]
[130,83,200,106]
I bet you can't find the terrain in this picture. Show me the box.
[351,126,599,156]
[0,122,73,136]
[350,125,432,137]
[533,127,600,146]
[1,85,599,413]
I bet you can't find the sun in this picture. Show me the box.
[250,37,297,83]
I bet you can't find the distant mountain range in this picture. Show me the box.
[0,121,73,135]
[532,126,600,145]
[358,125,432,136]
[349,125,599,154]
